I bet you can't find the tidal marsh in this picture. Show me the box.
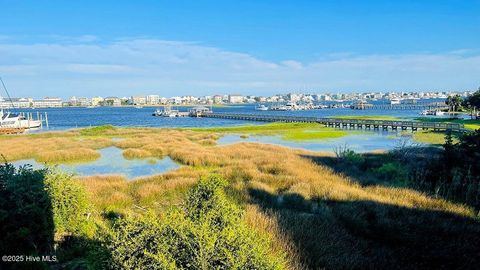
[1,125,479,269]
[191,122,350,141]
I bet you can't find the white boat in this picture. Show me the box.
[255,104,269,111]
[152,106,181,117]
[0,77,43,131]
[389,98,402,105]
[0,109,42,129]
[420,110,445,116]
[420,110,430,115]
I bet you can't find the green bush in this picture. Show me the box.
[109,175,285,270]
[0,163,54,258]
[335,145,364,165]
[0,163,96,269]
[44,168,93,236]
[374,162,407,183]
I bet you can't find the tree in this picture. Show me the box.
[446,94,463,111]
[462,88,480,109]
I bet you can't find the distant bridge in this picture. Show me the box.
[199,113,466,132]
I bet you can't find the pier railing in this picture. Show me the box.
[200,113,466,132]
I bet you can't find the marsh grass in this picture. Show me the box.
[415,117,480,130]
[79,125,116,136]
[192,122,323,134]
[0,134,110,163]
[122,148,152,159]
[193,122,350,141]
[3,125,479,269]
[282,129,347,141]
[36,148,101,163]
[411,130,455,145]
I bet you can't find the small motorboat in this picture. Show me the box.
[255,104,269,111]
[420,110,445,116]
[152,106,181,117]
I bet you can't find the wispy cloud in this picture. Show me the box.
[0,37,479,98]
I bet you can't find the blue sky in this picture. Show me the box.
[1,0,479,98]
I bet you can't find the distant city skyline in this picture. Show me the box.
[1,0,479,98]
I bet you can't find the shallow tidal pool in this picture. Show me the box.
[12,146,180,179]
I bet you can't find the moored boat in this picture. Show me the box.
[0,109,42,129]
[255,104,269,111]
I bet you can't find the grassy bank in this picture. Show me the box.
[1,125,479,268]
[415,117,480,130]
[411,130,449,145]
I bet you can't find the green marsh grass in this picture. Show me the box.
[415,117,480,130]
[193,122,350,141]
[412,130,447,144]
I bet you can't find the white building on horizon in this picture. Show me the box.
[228,94,243,103]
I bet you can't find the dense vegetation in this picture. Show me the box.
[0,164,284,269]
[109,176,284,269]
[1,126,480,269]
[423,130,480,208]
[462,88,480,109]
[0,164,93,269]
[323,129,480,210]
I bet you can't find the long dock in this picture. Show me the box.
[351,102,448,110]
[199,113,466,132]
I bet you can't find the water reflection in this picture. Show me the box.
[12,146,180,179]
[218,131,410,153]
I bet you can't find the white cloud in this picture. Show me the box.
[0,38,479,98]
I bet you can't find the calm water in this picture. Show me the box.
[9,101,441,177]
[218,131,411,153]
[12,147,180,179]
[22,100,445,131]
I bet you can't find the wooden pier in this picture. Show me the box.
[199,113,466,132]
[350,102,448,110]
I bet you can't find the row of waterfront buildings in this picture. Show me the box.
[0,91,473,108]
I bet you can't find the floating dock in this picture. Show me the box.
[198,113,466,132]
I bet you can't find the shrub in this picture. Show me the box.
[0,163,54,257]
[44,169,93,236]
[0,163,96,269]
[109,175,285,269]
[374,162,407,183]
[334,144,364,165]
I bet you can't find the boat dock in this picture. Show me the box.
[198,113,466,132]
[351,102,449,110]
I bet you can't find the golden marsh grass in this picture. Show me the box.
[2,125,478,269]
